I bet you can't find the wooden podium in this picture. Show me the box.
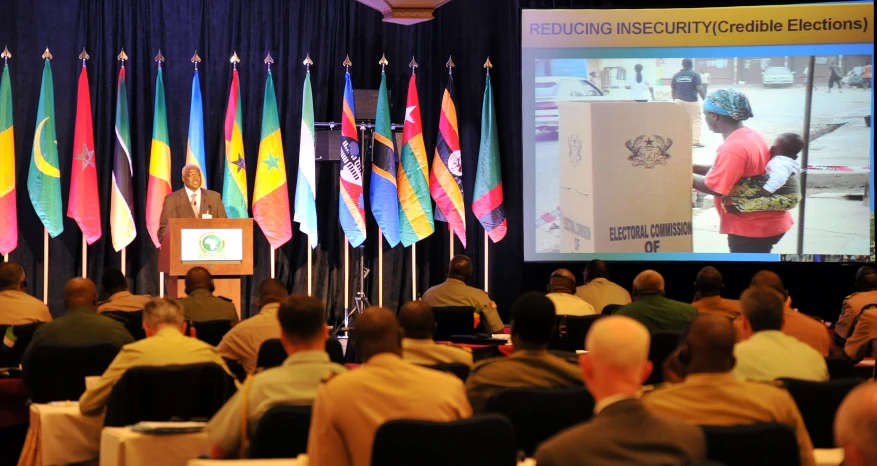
[158,218,254,318]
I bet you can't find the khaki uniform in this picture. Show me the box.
[781,309,832,357]
[306,353,471,466]
[643,372,816,466]
[79,327,236,415]
[97,291,153,313]
[836,290,877,340]
[546,293,596,316]
[421,278,504,334]
[206,350,346,455]
[845,307,877,362]
[0,290,52,325]
[216,303,281,374]
[692,295,741,320]
[575,278,631,314]
[733,330,828,382]
[401,338,473,367]
[465,349,583,413]
[178,288,239,323]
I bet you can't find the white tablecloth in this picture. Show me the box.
[814,448,844,466]
[100,427,212,466]
[18,402,103,466]
[188,460,305,466]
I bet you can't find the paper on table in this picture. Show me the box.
[135,421,207,429]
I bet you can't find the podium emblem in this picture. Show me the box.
[625,135,673,169]
[199,232,226,255]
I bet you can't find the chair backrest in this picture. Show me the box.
[701,422,800,466]
[256,337,345,370]
[102,311,146,341]
[22,343,120,403]
[423,362,470,382]
[432,306,476,341]
[104,362,237,427]
[249,405,312,459]
[371,414,517,466]
[0,322,43,368]
[484,386,594,457]
[778,377,862,448]
[645,331,683,385]
[325,337,344,364]
[601,303,623,315]
[189,320,233,347]
[549,314,604,352]
[825,356,856,380]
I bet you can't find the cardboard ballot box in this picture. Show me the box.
[558,101,693,253]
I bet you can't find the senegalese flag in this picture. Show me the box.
[145,67,172,248]
[67,62,101,245]
[186,69,207,187]
[339,72,366,248]
[397,73,434,247]
[110,65,136,251]
[429,72,466,247]
[222,68,248,218]
[0,61,17,255]
[293,72,318,247]
[473,73,507,243]
[27,58,63,238]
[369,71,400,247]
[253,69,292,249]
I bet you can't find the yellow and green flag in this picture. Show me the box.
[27,56,63,238]
[0,60,16,254]
[397,72,434,247]
[145,67,171,247]
[253,70,291,249]
[222,68,248,218]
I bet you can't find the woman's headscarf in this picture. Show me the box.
[703,89,754,121]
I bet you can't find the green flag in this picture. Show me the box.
[27,58,63,237]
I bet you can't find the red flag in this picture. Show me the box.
[67,64,101,244]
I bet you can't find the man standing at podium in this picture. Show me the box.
[158,165,227,242]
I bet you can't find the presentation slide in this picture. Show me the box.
[521,2,874,262]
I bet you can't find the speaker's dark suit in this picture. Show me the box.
[158,188,227,242]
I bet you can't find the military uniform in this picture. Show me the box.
[79,326,236,415]
[546,293,596,316]
[206,350,346,455]
[642,372,816,466]
[0,290,52,325]
[465,349,583,413]
[692,295,741,320]
[575,278,631,314]
[615,295,698,334]
[835,290,877,341]
[401,338,473,367]
[216,302,281,374]
[733,330,828,382]
[97,291,153,313]
[781,309,832,357]
[178,288,239,323]
[421,278,504,334]
[845,306,877,362]
[306,353,471,466]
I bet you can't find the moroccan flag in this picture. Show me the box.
[222,69,248,218]
[339,72,366,247]
[187,69,207,187]
[27,58,63,238]
[0,62,17,255]
[473,73,507,243]
[429,73,466,247]
[369,71,400,247]
[293,72,318,247]
[145,68,172,248]
[253,70,292,249]
[67,63,101,245]
[110,66,136,251]
[397,73,434,247]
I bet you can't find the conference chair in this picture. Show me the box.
[601,304,623,315]
[700,423,800,466]
[186,320,233,347]
[778,377,862,448]
[549,314,605,352]
[371,414,517,466]
[432,306,476,341]
[0,322,43,368]
[102,310,146,341]
[645,330,683,385]
[423,362,470,382]
[484,386,594,457]
[256,337,346,370]
[22,343,120,403]
[825,356,856,380]
[249,405,312,459]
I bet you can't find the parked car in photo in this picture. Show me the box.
[762,66,795,87]
[842,70,870,89]
[535,76,608,132]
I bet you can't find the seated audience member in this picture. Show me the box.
[216,279,288,373]
[691,266,741,320]
[79,298,235,415]
[97,268,152,313]
[466,292,582,413]
[615,270,698,334]
[0,261,51,325]
[844,305,877,362]
[834,381,877,466]
[745,270,832,356]
[398,301,473,367]
[178,266,239,323]
[207,294,346,458]
[534,316,705,466]
[546,269,596,316]
[835,266,877,343]
[733,286,828,382]
[643,314,816,466]
[575,259,631,312]
[422,254,504,334]
[306,306,471,466]
[22,278,132,369]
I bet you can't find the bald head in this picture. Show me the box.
[548,269,577,294]
[64,278,98,310]
[856,266,877,291]
[398,301,435,340]
[695,266,723,297]
[0,262,25,291]
[682,314,736,374]
[749,270,786,297]
[584,260,608,282]
[354,307,403,361]
[257,278,288,308]
[185,267,213,294]
[582,316,652,399]
[633,270,664,298]
[448,255,473,282]
[835,381,877,466]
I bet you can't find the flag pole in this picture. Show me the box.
[378,229,383,307]
[449,229,454,260]
[344,236,350,326]
[159,272,164,297]
[484,231,489,294]
[307,237,312,295]
[270,247,276,278]
[43,228,48,304]
[411,243,417,301]
[81,236,87,278]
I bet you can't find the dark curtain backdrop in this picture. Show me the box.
[0,0,864,322]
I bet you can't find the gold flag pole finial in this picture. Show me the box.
[343,54,352,72]
[154,49,165,69]
[191,50,201,71]
[264,52,274,71]
[378,53,388,72]
[79,48,90,66]
[117,48,128,68]
[230,51,240,70]
[446,55,455,75]
[42,47,53,60]
[2,46,11,64]
[484,56,493,75]
[303,54,313,73]
[409,56,418,75]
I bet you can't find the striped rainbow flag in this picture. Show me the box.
[429,73,466,247]
[338,71,366,247]
[222,68,248,218]
[397,72,434,247]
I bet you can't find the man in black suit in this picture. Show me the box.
[158,165,227,242]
